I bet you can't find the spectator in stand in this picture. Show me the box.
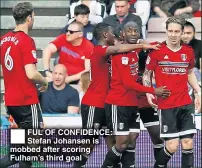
[43,21,93,84]
[182,21,202,70]
[61,4,96,44]
[78,71,91,103]
[39,64,80,114]
[69,0,107,25]
[151,0,200,18]
[103,0,142,38]
[109,0,151,39]
[182,21,201,105]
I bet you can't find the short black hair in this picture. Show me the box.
[74,4,90,16]
[12,2,33,25]
[184,21,196,32]
[94,22,112,40]
[123,21,141,33]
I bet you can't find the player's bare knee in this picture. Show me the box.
[165,138,179,153]
[181,138,193,149]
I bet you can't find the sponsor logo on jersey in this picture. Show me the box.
[162,67,186,74]
[129,62,138,69]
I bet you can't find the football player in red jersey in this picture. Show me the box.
[73,22,163,168]
[0,2,48,168]
[102,21,170,168]
[111,21,165,168]
[143,16,201,168]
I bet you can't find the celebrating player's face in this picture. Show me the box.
[124,27,140,44]
[167,23,182,45]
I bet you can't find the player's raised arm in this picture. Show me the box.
[42,43,58,78]
[106,43,159,57]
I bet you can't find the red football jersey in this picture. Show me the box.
[0,31,39,106]
[105,50,155,106]
[136,42,159,108]
[51,34,94,75]
[82,46,110,108]
[146,43,195,109]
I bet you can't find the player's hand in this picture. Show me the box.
[38,78,48,92]
[38,85,48,92]
[154,86,170,98]
[45,76,53,82]
[194,95,201,113]
[142,44,160,50]
[45,71,53,80]
[146,93,158,108]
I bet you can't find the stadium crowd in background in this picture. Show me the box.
[61,4,97,44]
[109,0,151,39]
[151,0,200,18]
[69,0,107,25]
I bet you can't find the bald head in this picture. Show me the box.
[68,21,84,32]
[53,64,67,74]
[52,64,67,88]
